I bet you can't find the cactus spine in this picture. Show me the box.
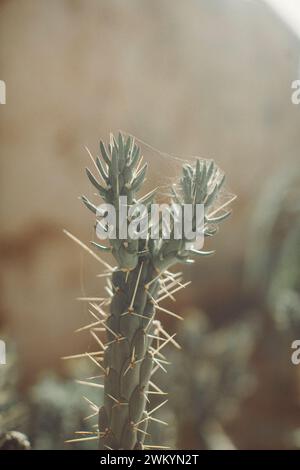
[67,133,231,449]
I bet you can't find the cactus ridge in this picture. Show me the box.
[65,133,232,449]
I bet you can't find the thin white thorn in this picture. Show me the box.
[74,431,98,435]
[158,277,176,301]
[107,393,127,407]
[156,305,183,321]
[87,308,101,322]
[105,286,113,297]
[63,229,113,271]
[90,303,107,318]
[149,346,166,360]
[150,364,160,376]
[76,380,104,389]
[86,352,107,374]
[90,330,107,351]
[77,297,105,302]
[154,358,171,365]
[145,271,164,289]
[207,194,236,219]
[149,380,165,394]
[122,310,149,320]
[157,281,191,303]
[152,357,167,373]
[144,311,156,333]
[147,290,158,306]
[83,411,99,421]
[165,270,182,279]
[129,262,144,310]
[62,351,103,360]
[102,321,119,339]
[152,333,177,355]
[66,436,99,443]
[83,396,99,412]
[84,146,103,181]
[135,427,151,437]
[75,320,101,333]
[148,399,168,417]
[144,392,150,403]
[96,272,112,278]
[148,416,168,426]
[144,445,171,449]
[147,334,162,341]
[84,374,105,380]
[105,336,126,347]
[158,326,181,349]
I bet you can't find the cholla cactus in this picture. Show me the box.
[168,311,257,449]
[65,133,231,450]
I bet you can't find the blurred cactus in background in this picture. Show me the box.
[245,165,300,332]
[246,166,300,311]
[243,166,300,449]
[65,132,232,450]
[27,374,102,450]
[167,311,257,449]
[0,338,29,450]
[0,431,30,450]
[268,220,300,332]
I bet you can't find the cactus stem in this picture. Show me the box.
[68,135,233,449]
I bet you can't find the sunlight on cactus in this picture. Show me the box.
[64,132,233,450]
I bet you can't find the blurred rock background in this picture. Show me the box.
[0,0,300,449]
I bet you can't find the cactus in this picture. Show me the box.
[168,311,257,449]
[0,431,30,450]
[65,133,232,450]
